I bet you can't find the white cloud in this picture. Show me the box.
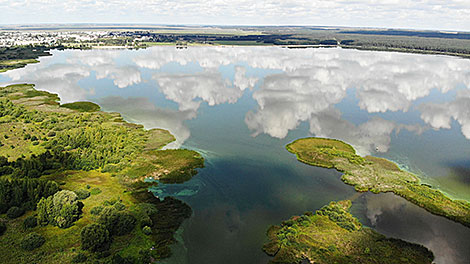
[419,89,470,139]
[154,70,244,112]
[2,60,91,103]
[98,96,193,148]
[1,0,470,30]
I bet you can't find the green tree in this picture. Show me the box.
[20,232,45,250]
[80,223,110,252]
[36,190,82,228]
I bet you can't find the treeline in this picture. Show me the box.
[0,178,59,214]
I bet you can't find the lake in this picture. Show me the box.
[1,46,469,264]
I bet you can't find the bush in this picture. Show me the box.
[140,215,153,228]
[142,226,152,235]
[20,232,45,250]
[103,198,117,206]
[90,206,104,215]
[99,208,136,236]
[23,216,38,229]
[115,212,136,236]
[112,254,135,264]
[0,221,6,236]
[7,206,24,219]
[90,188,102,195]
[81,224,110,252]
[22,201,36,211]
[75,189,90,200]
[36,190,83,228]
[71,252,87,263]
[114,202,126,211]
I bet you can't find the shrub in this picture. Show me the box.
[112,254,135,264]
[115,212,136,236]
[81,224,110,252]
[113,202,126,211]
[99,208,136,236]
[90,188,102,195]
[22,201,36,211]
[90,206,104,215]
[36,190,83,228]
[20,232,45,250]
[23,216,38,229]
[7,206,24,219]
[140,215,153,228]
[0,221,6,236]
[71,252,87,263]
[142,226,152,235]
[75,189,90,200]
[103,198,117,206]
[138,203,158,216]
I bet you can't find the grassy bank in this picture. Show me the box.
[286,137,470,227]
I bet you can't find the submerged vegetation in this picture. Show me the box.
[286,137,470,227]
[263,200,434,264]
[0,84,204,263]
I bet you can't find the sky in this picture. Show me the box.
[1,0,470,31]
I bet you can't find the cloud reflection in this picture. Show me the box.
[1,47,469,148]
[98,96,192,148]
[364,193,470,264]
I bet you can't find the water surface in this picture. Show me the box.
[1,47,469,263]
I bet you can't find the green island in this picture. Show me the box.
[285,137,470,227]
[0,83,204,263]
[263,200,434,264]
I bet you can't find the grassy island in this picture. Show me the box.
[0,84,204,263]
[286,137,470,227]
[263,200,434,264]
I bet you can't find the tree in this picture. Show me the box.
[81,223,110,252]
[6,206,24,219]
[20,232,45,250]
[0,221,6,236]
[98,207,136,236]
[23,216,38,229]
[36,190,82,228]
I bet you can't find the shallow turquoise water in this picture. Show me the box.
[1,47,469,263]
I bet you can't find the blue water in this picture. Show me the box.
[1,47,469,264]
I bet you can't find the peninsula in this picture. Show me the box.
[0,84,203,263]
[263,200,434,263]
[286,137,470,227]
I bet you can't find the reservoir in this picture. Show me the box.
[1,46,469,264]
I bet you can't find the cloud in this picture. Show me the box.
[238,48,470,145]
[2,60,92,103]
[98,96,193,148]
[364,193,470,264]
[0,0,470,30]
[1,1,470,31]
[154,70,244,112]
[0,50,143,102]
[95,65,141,88]
[419,89,470,139]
